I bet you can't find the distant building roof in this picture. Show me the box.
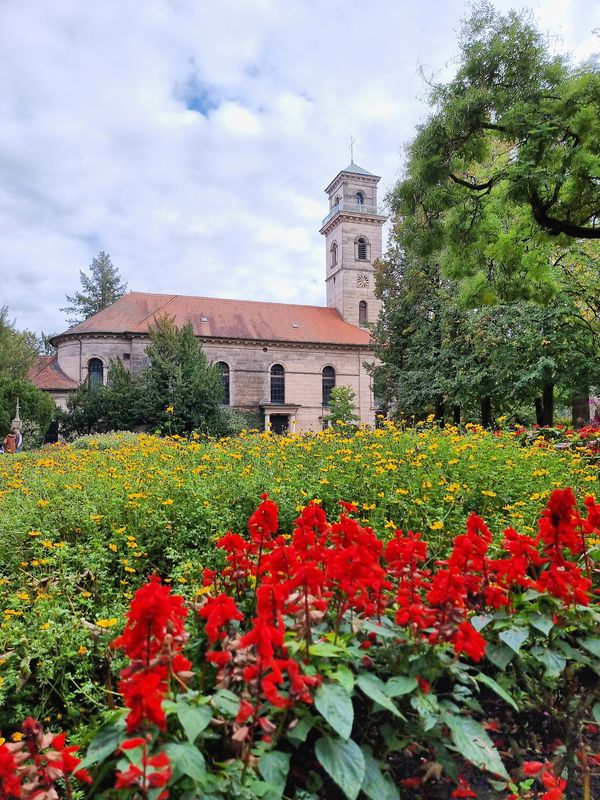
[28,355,78,391]
[53,293,372,347]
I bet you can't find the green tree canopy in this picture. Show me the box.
[326,385,360,428]
[61,251,127,325]
[0,307,55,436]
[60,317,226,437]
[393,2,600,302]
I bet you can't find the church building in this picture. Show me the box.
[31,162,386,433]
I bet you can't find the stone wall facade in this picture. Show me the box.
[55,333,378,433]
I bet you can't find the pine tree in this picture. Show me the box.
[61,251,127,325]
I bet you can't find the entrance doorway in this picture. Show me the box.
[270,414,289,435]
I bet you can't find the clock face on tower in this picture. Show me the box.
[357,274,370,288]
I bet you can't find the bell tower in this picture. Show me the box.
[320,161,386,328]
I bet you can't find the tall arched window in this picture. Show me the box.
[270,364,285,404]
[356,237,368,260]
[216,361,230,405]
[330,241,338,268]
[359,301,368,326]
[88,358,104,388]
[322,366,336,406]
[355,191,365,206]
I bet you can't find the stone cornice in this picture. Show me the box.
[320,210,386,236]
[53,330,373,352]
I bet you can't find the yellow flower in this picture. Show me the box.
[108,543,117,552]
[481,490,497,497]
[40,622,51,630]
[165,405,174,414]
[90,514,103,522]
[37,499,49,508]
[124,566,136,573]
[27,530,42,537]
[77,646,88,655]
[96,618,118,629]
[429,520,444,530]
[162,498,174,505]
[81,591,92,598]
[11,732,24,742]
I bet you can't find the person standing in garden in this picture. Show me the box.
[3,428,18,453]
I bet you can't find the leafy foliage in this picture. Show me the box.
[326,386,360,428]
[392,2,600,302]
[61,250,127,325]
[60,317,225,436]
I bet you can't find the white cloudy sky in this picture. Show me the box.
[1,0,598,334]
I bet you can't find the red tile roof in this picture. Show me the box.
[54,293,372,346]
[28,355,78,391]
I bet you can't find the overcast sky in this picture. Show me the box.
[1,0,598,335]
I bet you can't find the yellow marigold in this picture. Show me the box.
[108,543,117,552]
[162,498,174,505]
[481,490,497,497]
[96,618,118,629]
[27,530,42,537]
[429,520,444,530]
[11,732,24,742]
[77,646,88,655]
[37,499,49,508]
[40,623,51,630]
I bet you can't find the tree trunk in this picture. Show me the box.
[542,382,554,427]
[435,397,445,427]
[453,405,461,425]
[535,397,544,427]
[480,397,492,429]
[571,395,590,428]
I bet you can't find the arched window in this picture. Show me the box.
[330,241,338,268]
[270,364,285,404]
[216,361,230,405]
[334,195,340,207]
[359,301,368,325]
[355,191,365,205]
[322,366,336,406]
[88,358,104,388]
[356,237,368,260]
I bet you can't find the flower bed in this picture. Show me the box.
[1,490,598,799]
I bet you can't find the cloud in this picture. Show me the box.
[0,0,597,334]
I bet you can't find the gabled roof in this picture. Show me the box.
[28,355,78,391]
[53,293,371,347]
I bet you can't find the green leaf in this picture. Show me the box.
[385,675,418,697]
[476,673,518,711]
[78,717,126,769]
[315,736,365,800]
[356,674,405,719]
[498,625,529,653]
[529,614,554,636]
[361,748,400,800]
[163,743,206,782]
[212,688,240,718]
[444,715,509,780]
[471,614,492,632]
[410,693,440,731]
[287,717,315,744]
[593,703,600,724]
[314,681,354,740]
[579,637,600,658]
[309,642,344,657]
[331,665,355,692]
[530,646,566,679]
[176,699,213,743]
[259,751,290,799]
[486,643,515,671]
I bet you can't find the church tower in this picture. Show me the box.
[320,161,386,328]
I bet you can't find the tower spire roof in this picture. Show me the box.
[341,162,376,177]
